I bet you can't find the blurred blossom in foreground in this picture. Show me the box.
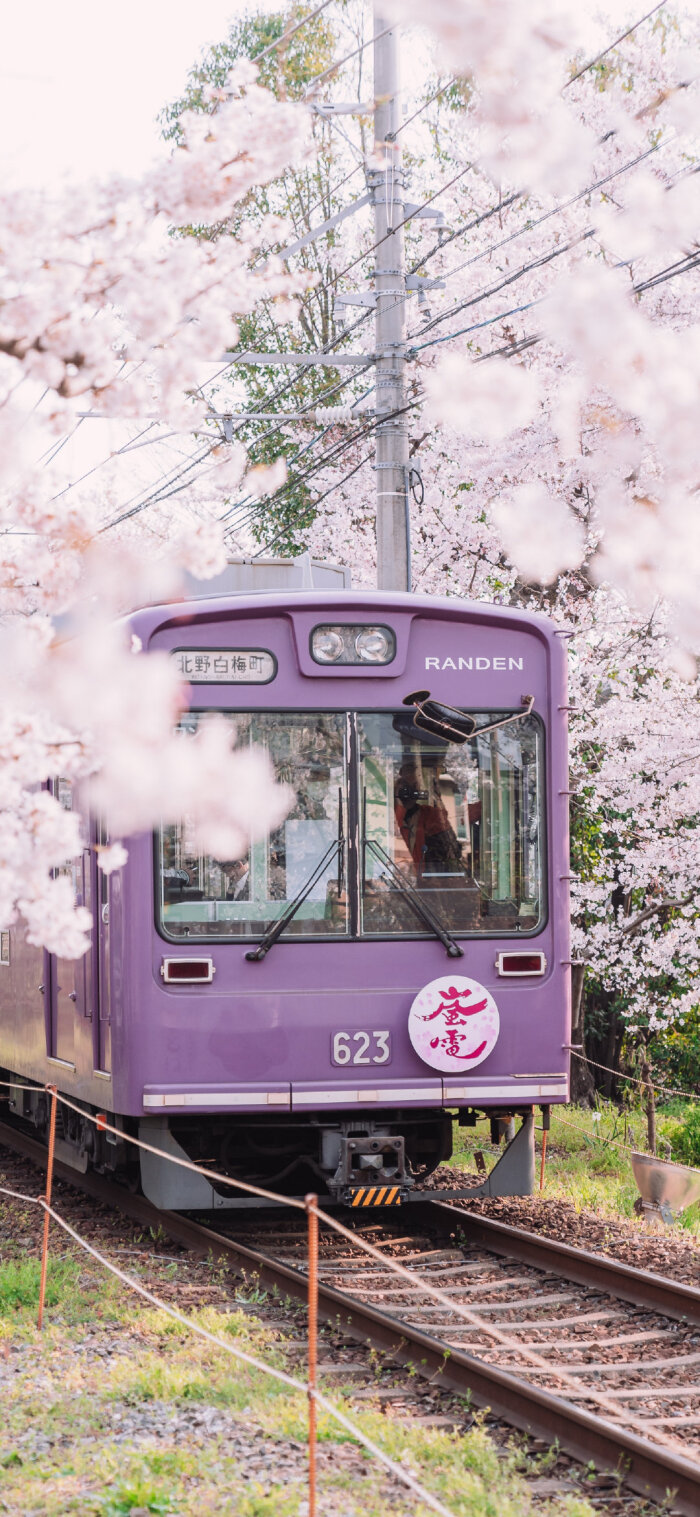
[492,483,585,585]
[423,353,541,441]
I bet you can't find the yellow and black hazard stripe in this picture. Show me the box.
[348,1185,402,1207]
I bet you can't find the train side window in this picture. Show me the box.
[50,777,81,893]
[96,819,110,910]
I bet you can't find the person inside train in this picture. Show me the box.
[393,756,464,878]
[220,856,250,901]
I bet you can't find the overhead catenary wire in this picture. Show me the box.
[83,11,689,534]
[104,223,697,538]
[220,379,376,531]
[394,78,457,138]
[428,141,661,298]
[411,238,700,361]
[225,393,418,545]
[331,162,473,285]
[102,315,378,532]
[42,3,679,522]
[252,221,699,525]
[220,390,375,535]
[288,134,663,360]
[288,135,664,387]
[227,212,698,532]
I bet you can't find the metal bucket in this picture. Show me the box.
[630,1150,700,1223]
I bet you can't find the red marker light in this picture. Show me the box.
[160,958,215,984]
[496,953,546,977]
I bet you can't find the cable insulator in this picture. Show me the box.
[314,405,354,426]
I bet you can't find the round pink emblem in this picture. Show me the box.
[408,975,500,1073]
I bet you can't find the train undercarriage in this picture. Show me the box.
[4,1070,537,1209]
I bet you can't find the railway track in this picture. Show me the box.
[2,1117,700,1515]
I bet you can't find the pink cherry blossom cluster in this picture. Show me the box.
[389,3,700,649]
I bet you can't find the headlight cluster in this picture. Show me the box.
[311,624,396,665]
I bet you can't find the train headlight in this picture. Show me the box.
[355,626,393,663]
[311,625,396,666]
[312,628,345,663]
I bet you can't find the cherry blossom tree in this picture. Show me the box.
[0,60,311,953]
[296,4,700,1070]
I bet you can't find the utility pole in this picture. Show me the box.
[371,7,410,593]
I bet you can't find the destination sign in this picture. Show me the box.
[172,649,276,684]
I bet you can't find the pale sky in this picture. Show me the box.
[1,0,659,189]
[0,0,263,186]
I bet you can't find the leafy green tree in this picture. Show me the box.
[161,3,372,555]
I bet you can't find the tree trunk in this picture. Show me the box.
[569,963,596,1106]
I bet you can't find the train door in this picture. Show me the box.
[48,777,79,1067]
[95,820,112,1074]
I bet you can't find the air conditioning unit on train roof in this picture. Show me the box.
[182,553,351,601]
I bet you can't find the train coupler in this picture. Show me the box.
[326,1130,413,1205]
[343,1182,408,1208]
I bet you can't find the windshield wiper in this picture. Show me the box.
[245,825,344,962]
[364,837,464,959]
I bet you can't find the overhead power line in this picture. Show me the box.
[409,297,544,355]
[395,79,456,137]
[252,449,373,557]
[565,2,667,89]
[407,230,594,347]
[304,27,389,95]
[332,162,472,285]
[410,240,700,364]
[252,1,335,64]
[433,142,660,293]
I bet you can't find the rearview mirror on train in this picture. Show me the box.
[402,690,535,745]
[402,690,477,743]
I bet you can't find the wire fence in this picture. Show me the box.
[570,1050,700,1105]
[0,1173,454,1517]
[1,1079,691,1493]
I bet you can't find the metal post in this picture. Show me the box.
[540,1104,550,1191]
[372,6,410,592]
[37,1084,58,1330]
[642,1061,657,1156]
[305,1192,319,1517]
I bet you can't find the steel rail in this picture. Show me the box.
[2,1118,700,1514]
[417,1201,700,1327]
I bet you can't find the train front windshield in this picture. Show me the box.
[158,710,543,941]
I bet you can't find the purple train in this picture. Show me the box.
[0,560,571,1209]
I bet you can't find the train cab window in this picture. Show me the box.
[158,712,348,941]
[359,711,543,937]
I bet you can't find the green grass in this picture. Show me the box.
[0,1256,80,1312]
[0,1294,603,1516]
[452,1099,700,1237]
[0,1251,125,1336]
[4,1105,678,1515]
